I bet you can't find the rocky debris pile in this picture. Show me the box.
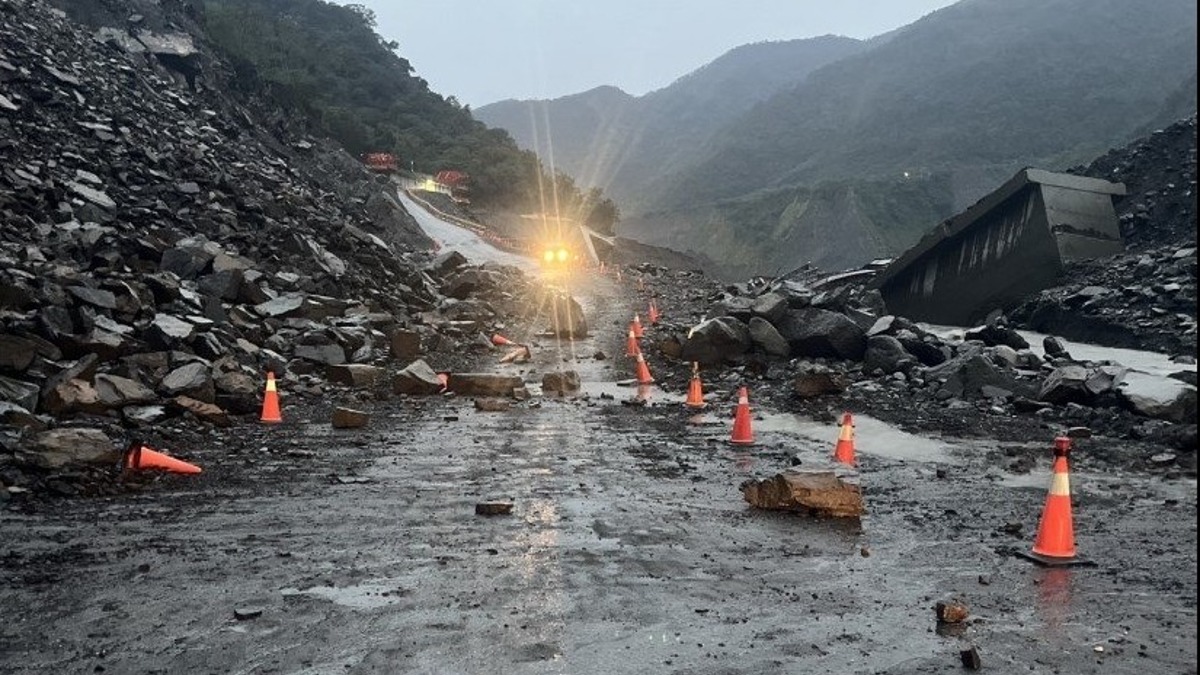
[628,262,1197,470]
[0,1,541,498]
[1011,115,1197,355]
[1009,245,1197,355]
[1069,115,1197,252]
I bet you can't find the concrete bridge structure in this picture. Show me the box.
[871,168,1126,325]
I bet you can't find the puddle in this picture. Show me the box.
[577,380,670,405]
[713,412,956,463]
[281,581,408,609]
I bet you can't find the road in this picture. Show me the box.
[0,200,1195,675]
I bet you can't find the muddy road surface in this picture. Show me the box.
[2,247,1196,673]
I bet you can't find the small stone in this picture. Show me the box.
[859,547,870,557]
[474,397,511,412]
[960,646,982,670]
[233,607,263,621]
[331,406,370,429]
[475,501,513,516]
[935,600,969,623]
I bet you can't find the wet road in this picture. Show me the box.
[0,205,1195,674]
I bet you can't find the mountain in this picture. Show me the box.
[474,35,867,209]
[482,0,1196,278]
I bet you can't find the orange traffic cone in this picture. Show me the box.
[648,301,660,325]
[685,362,705,409]
[626,328,640,357]
[631,314,644,339]
[260,371,282,424]
[125,442,202,475]
[437,372,450,392]
[634,351,655,384]
[1019,437,1093,567]
[730,386,754,445]
[491,334,515,347]
[833,412,856,465]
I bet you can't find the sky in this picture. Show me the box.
[342,1,961,109]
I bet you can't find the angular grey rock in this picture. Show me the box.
[542,370,581,395]
[682,316,751,365]
[792,364,846,398]
[160,362,215,403]
[750,292,789,324]
[149,314,195,346]
[295,343,346,366]
[747,317,790,358]
[1038,365,1092,405]
[447,373,524,397]
[0,376,41,413]
[254,294,305,318]
[389,328,422,360]
[1118,372,1197,423]
[545,293,588,338]
[392,359,444,395]
[94,374,156,407]
[68,286,118,310]
[777,308,867,361]
[929,353,1027,399]
[23,428,117,469]
[0,334,39,371]
[332,406,370,428]
[327,364,385,388]
[863,335,914,375]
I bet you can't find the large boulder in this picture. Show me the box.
[927,353,1027,399]
[21,428,118,469]
[776,308,867,361]
[392,359,443,395]
[747,317,790,358]
[681,317,752,365]
[863,335,915,375]
[1118,372,1197,423]
[740,469,863,518]
[545,293,587,338]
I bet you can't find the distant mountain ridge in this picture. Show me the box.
[474,35,867,209]
[476,0,1196,279]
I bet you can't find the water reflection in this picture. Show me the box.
[1035,566,1074,632]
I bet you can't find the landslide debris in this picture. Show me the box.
[0,0,538,499]
[1011,115,1197,356]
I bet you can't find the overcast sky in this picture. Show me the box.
[342,1,961,109]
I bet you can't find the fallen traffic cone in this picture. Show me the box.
[125,442,202,475]
[631,314,644,339]
[730,386,753,445]
[634,351,655,384]
[626,328,640,357]
[1019,437,1093,567]
[491,333,516,347]
[260,371,282,424]
[437,372,449,392]
[685,362,705,409]
[833,412,856,465]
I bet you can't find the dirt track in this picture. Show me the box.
[1,270,1196,675]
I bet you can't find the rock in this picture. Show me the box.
[960,646,982,670]
[1118,372,1198,423]
[327,364,386,388]
[254,294,306,319]
[159,362,215,403]
[1043,335,1071,359]
[935,600,969,623]
[392,359,444,395]
[682,316,752,364]
[1,377,43,414]
[448,373,524,397]
[747,317,790,357]
[171,396,232,427]
[739,469,863,518]
[331,406,370,428]
[389,329,422,360]
[233,607,263,621]
[0,334,40,371]
[475,501,513,516]
[473,397,511,412]
[1038,365,1092,405]
[41,378,104,415]
[542,370,581,395]
[148,314,195,347]
[792,364,846,398]
[863,335,914,375]
[964,324,1029,350]
[776,308,867,361]
[928,353,1026,400]
[750,292,789,323]
[0,401,47,431]
[22,428,117,469]
[67,285,118,310]
[295,343,346,366]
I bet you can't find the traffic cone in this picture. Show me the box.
[1019,437,1092,567]
[631,314,644,339]
[685,362,705,409]
[437,372,449,392]
[125,442,201,475]
[648,301,660,325]
[491,333,516,347]
[634,351,655,384]
[260,371,282,424]
[626,328,640,357]
[730,386,753,445]
[833,412,856,465]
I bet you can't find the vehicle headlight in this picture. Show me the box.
[544,249,556,263]
[557,248,569,263]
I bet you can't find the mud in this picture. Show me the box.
[1,268,1195,675]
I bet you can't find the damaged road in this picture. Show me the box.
[1,265,1195,675]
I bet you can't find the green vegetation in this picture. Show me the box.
[200,0,618,233]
